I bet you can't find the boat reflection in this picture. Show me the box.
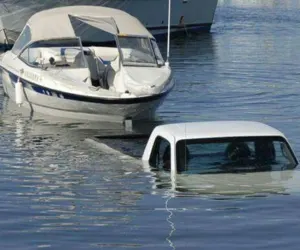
[0,97,148,231]
[0,96,154,139]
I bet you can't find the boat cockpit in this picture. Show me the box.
[14,33,167,94]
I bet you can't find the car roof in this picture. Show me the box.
[153,121,286,142]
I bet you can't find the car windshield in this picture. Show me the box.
[175,136,298,174]
[118,36,158,66]
[19,38,87,69]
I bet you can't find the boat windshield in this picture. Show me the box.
[175,136,298,174]
[151,39,165,66]
[19,38,87,69]
[118,36,163,67]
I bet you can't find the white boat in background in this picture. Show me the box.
[0,0,218,46]
[0,6,174,122]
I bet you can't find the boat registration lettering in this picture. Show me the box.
[23,71,43,82]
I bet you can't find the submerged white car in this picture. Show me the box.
[88,120,298,175]
[86,120,299,194]
[142,121,298,175]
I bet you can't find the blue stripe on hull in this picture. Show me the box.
[4,68,173,105]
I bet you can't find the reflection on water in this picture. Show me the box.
[170,170,299,196]
[148,158,300,197]
[0,98,155,248]
[3,0,300,249]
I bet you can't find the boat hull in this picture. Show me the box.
[0,0,218,45]
[1,68,174,123]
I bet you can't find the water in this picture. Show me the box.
[2,0,300,249]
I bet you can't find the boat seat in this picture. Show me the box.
[82,49,104,87]
[88,46,119,63]
[85,47,120,89]
[101,54,122,90]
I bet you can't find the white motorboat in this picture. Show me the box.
[0,6,174,122]
[0,0,219,46]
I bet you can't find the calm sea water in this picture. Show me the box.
[2,0,300,249]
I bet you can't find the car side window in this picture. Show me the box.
[275,141,296,169]
[149,136,171,170]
